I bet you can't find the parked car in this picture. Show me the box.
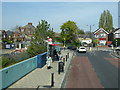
[77,47,86,53]
[67,46,76,50]
[108,44,114,47]
[82,42,88,47]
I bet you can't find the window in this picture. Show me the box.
[100,33,106,38]
[95,35,98,38]
[115,34,120,38]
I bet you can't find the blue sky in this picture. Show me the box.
[2,2,118,33]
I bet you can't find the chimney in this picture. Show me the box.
[28,23,32,25]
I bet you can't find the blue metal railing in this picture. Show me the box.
[0,52,47,89]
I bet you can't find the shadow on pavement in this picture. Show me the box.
[42,85,52,88]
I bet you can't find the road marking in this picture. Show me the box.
[109,52,118,59]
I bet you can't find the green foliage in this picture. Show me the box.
[99,10,113,32]
[2,52,30,68]
[77,29,85,34]
[112,39,120,47]
[2,56,14,68]
[27,19,54,57]
[2,55,15,68]
[72,39,81,47]
[93,39,97,45]
[60,20,78,43]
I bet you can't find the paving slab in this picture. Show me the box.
[7,49,74,89]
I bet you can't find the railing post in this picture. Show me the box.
[51,72,54,87]
[63,58,65,65]
[66,55,67,62]
[67,53,69,58]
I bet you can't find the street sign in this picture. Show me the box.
[48,38,53,45]
[48,42,52,45]
[48,38,52,42]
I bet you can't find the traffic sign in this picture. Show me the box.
[48,38,52,42]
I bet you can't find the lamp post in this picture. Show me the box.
[86,24,94,39]
[64,38,65,50]
[47,36,49,57]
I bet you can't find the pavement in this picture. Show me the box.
[7,49,74,89]
[86,47,113,51]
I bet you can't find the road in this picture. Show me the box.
[64,50,119,89]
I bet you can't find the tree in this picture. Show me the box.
[59,20,78,43]
[27,20,55,57]
[99,10,113,32]
[77,29,85,34]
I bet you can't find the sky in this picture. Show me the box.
[1,1,119,33]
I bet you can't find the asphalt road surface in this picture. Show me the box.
[64,50,119,89]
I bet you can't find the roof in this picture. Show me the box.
[94,28,109,34]
[112,28,120,34]
[23,23,35,30]
[78,34,90,39]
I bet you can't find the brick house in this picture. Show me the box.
[93,28,109,46]
[16,23,35,41]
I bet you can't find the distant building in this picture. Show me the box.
[16,23,35,36]
[55,33,59,38]
[16,23,35,41]
[119,1,120,28]
[15,23,35,49]
[78,34,92,45]
[112,28,120,39]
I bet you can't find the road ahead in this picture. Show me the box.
[64,50,119,88]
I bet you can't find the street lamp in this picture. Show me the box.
[64,38,65,49]
[47,36,49,57]
[86,24,94,39]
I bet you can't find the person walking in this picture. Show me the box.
[53,49,59,60]
[58,52,63,61]
[46,55,52,69]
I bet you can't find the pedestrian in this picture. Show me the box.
[53,49,59,60]
[46,55,52,69]
[58,52,63,61]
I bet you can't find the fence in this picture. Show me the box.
[0,52,47,89]
[37,53,47,68]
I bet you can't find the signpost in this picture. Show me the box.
[116,39,117,47]
[47,37,53,60]
[47,36,50,58]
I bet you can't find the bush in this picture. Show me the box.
[2,56,15,68]
[13,52,30,62]
[2,52,30,68]
[27,45,47,57]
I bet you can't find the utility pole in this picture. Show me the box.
[86,24,94,47]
